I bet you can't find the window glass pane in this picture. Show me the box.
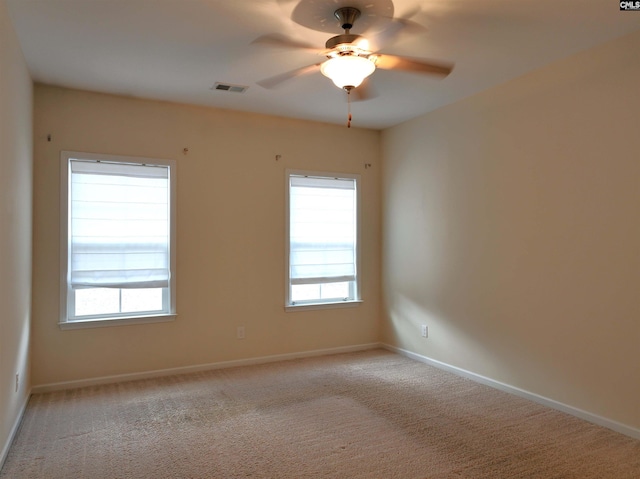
[291,284,321,302]
[320,282,350,300]
[291,282,352,303]
[75,288,120,316]
[121,288,163,313]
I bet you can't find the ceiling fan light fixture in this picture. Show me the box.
[320,55,376,89]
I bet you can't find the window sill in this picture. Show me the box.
[285,300,362,313]
[59,314,176,330]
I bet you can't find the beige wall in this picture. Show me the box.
[31,85,381,386]
[382,30,640,430]
[0,0,33,463]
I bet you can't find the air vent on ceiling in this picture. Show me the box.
[211,82,249,93]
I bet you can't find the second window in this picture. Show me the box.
[286,170,360,308]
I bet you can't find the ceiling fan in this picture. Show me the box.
[255,6,453,100]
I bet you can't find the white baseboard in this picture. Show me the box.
[32,343,381,394]
[382,344,640,440]
[1,390,31,471]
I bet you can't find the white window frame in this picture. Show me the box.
[285,169,362,311]
[59,151,177,329]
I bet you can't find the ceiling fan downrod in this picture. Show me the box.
[334,7,361,32]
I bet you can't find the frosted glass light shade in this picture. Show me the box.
[320,56,375,89]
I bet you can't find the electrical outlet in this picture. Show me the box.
[421,325,428,338]
[15,373,19,393]
[237,326,245,339]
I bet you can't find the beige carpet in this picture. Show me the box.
[2,350,639,478]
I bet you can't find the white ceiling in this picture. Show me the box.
[6,0,640,129]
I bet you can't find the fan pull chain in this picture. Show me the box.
[346,87,352,128]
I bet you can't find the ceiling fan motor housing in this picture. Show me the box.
[325,34,364,51]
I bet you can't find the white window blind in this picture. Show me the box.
[69,159,170,289]
[289,175,357,286]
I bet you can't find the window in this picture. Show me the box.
[286,170,361,309]
[59,151,176,328]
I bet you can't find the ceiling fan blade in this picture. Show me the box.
[373,54,453,77]
[368,8,427,51]
[257,63,322,89]
[251,33,317,52]
[351,78,377,102]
